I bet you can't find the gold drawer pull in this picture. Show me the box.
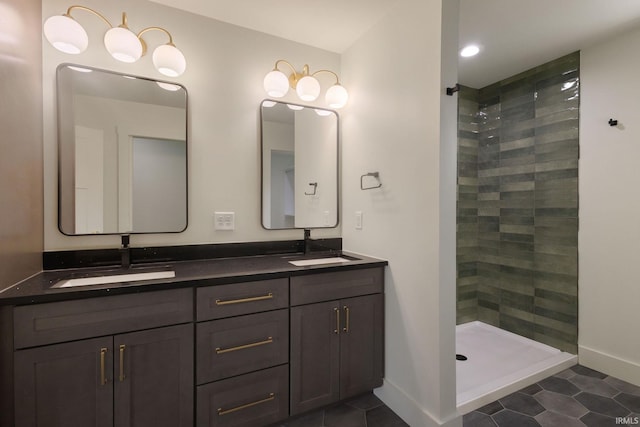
[217,393,275,416]
[100,347,108,386]
[216,337,273,354]
[215,293,273,306]
[343,306,350,333]
[119,345,126,382]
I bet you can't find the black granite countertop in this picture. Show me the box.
[0,251,387,306]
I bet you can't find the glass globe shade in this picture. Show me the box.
[262,100,277,108]
[104,27,142,63]
[315,109,332,116]
[156,82,182,91]
[263,70,289,98]
[296,75,320,101]
[153,44,187,77]
[44,15,88,54]
[287,104,304,111]
[325,84,349,109]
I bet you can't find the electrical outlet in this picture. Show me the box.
[355,211,363,230]
[214,212,235,230]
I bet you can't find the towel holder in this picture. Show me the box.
[361,172,382,190]
[304,182,318,195]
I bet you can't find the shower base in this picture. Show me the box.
[456,321,577,414]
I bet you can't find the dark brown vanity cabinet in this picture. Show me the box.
[196,278,290,427]
[12,289,194,427]
[290,268,384,415]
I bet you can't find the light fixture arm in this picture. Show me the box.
[65,5,113,28]
[136,26,175,56]
[312,69,341,85]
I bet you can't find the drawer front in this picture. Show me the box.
[197,365,288,427]
[14,288,193,349]
[196,310,288,384]
[196,278,288,321]
[290,267,383,306]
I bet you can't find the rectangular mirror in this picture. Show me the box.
[57,64,188,235]
[261,100,338,229]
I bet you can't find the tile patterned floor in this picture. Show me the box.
[274,392,409,427]
[463,365,640,427]
[273,365,640,427]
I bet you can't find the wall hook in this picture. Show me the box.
[304,182,318,195]
[609,119,618,127]
[361,172,382,190]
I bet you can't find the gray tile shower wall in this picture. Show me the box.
[457,85,480,324]
[456,52,579,353]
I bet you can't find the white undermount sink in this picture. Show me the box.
[53,270,176,288]
[288,257,352,267]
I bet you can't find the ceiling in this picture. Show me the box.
[149,0,400,54]
[151,0,640,88]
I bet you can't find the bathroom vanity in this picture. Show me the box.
[0,252,386,427]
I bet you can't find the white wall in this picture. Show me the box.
[579,26,640,386]
[341,0,461,425]
[43,0,341,250]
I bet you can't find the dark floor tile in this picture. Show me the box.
[365,405,409,427]
[574,392,631,418]
[492,409,541,427]
[476,400,504,415]
[463,410,497,427]
[534,410,587,427]
[324,404,366,427]
[552,368,576,380]
[569,374,619,397]
[519,383,543,395]
[499,392,545,416]
[344,393,384,411]
[616,393,640,413]
[580,411,617,427]
[570,365,607,379]
[605,377,640,396]
[534,390,588,418]
[538,376,580,396]
[281,410,324,427]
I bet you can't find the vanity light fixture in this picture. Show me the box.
[263,60,349,109]
[43,5,186,77]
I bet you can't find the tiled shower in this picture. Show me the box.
[456,52,579,354]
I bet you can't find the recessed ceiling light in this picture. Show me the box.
[460,45,480,58]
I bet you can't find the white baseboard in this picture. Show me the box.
[579,345,640,387]
[374,379,462,427]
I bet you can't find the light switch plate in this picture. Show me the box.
[214,212,235,230]
[355,211,363,230]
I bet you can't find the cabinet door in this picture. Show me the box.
[290,300,340,415]
[114,324,194,427]
[340,294,384,399]
[14,337,114,427]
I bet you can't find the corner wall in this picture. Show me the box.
[579,26,640,386]
[341,0,461,425]
[0,0,44,290]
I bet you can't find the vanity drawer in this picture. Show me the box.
[197,365,288,427]
[196,278,288,321]
[196,309,288,384]
[290,267,384,306]
[13,288,193,349]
